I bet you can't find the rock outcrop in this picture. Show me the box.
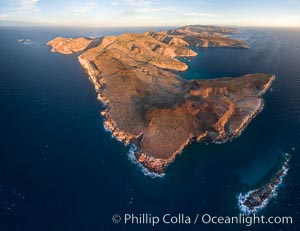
[238,154,290,214]
[47,37,93,54]
[47,25,274,175]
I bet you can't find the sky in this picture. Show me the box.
[0,0,300,27]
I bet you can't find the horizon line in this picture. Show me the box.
[1,23,300,29]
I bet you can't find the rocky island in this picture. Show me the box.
[47,25,274,175]
[18,38,31,44]
[238,154,291,214]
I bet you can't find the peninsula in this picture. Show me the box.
[47,25,274,175]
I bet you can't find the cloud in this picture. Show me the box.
[120,7,221,20]
[112,0,166,18]
[111,0,156,8]
[278,15,300,26]
[287,0,300,4]
[10,0,39,11]
[136,7,164,13]
[183,12,221,18]
[110,0,169,12]
[111,0,220,19]
[0,15,8,20]
[71,2,97,15]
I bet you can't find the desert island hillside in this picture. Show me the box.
[47,25,274,175]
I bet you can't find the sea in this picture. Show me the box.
[0,26,299,231]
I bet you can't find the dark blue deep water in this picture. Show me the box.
[0,27,299,231]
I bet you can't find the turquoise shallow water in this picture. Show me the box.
[0,27,299,231]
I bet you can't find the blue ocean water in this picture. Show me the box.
[0,27,299,231]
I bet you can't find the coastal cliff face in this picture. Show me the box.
[47,25,274,175]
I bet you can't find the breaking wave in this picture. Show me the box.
[127,144,165,178]
[238,152,290,214]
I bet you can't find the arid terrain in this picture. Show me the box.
[47,25,274,174]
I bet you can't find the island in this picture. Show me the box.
[238,154,291,214]
[18,38,31,44]
[47,25,274,175]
